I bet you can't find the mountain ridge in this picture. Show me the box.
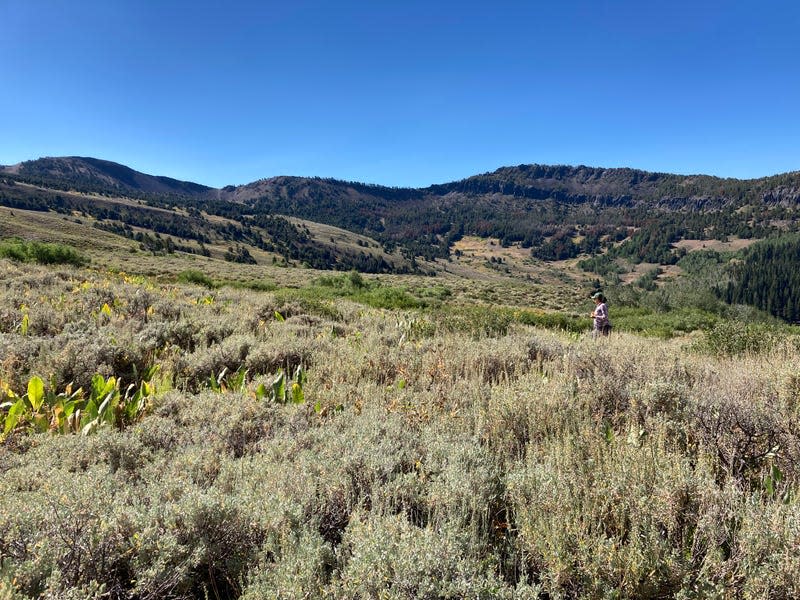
[1,156,213,198]
[4,155,800,270]
[4,155,800,207]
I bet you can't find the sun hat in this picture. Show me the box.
[591,292,604,300]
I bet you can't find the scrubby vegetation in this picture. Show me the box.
[0,237,86,266]
[3,257,800,599]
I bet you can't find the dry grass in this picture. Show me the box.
[289,217,409,265]
[674,238,758,253]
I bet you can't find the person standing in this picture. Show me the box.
[590,292,611,337]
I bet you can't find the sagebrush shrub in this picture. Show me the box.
[688,371,794,484]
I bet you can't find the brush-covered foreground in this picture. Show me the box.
[2,259,800,599]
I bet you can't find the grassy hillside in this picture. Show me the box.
[2,253,800,598]
[0,179,417,274]
[6,157,800,285]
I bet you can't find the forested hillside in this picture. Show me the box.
[724,235,800,322]
[0,178,412,273]
[5,156,800,318]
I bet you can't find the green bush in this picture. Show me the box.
[614,307,720,338]
[331,513,512,599]
[271,289,343,321]
[434,305,513,338]
[310,274,425,310]
[177,269,217,288]
[242,279,277,292]
[0,238,86,266]
[357,286,423,310]
[695,321,786,356]
[514,309,586,333]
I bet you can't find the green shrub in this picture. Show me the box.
[240,530,335,599]
[514,309,586,333]
[242,279,277,292]
[0,238,86,266]
[614,307,720,338]
[696,321,785,356]
[434,305,513,338]
[357,286,423,310]
[508,427,723,599]
[310,275,424,310]
[271,289,343,321]
[177,269,217,288]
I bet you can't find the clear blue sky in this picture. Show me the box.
[2,1,799,187]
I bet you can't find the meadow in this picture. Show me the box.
[2,253,800,599]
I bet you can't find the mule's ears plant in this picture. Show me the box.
[18,304,29,336]
[254,366,307,405]
[82,372,154,434]
[209,367,249,393]
[2,375,82,438]
[121,365,159,424]
[79,374,122,435]
[1,368,161,440]
[1,382,25,438]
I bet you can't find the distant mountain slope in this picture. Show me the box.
[1,156,212,197]
[4,155,800,268]
[207,166,800,261]
[5,156,800,208]
[430,164,800,208]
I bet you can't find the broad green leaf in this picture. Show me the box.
[97,394,114,425]
[254,383,267,401]
[104,377,117,398]
[209,373,220,392]
[291,382,304,404]
[274,310,285,322]
[63,398,80,418]
[4,399,27,435]
[83,399,99,424]
[44,389,59,408]
[230,368,247,391]
[91,375,106,401]
[143,364,160,382]
[272,371,286,404]
[293,365,307,386]
[27,376,45,412]
[125,395,141,420]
